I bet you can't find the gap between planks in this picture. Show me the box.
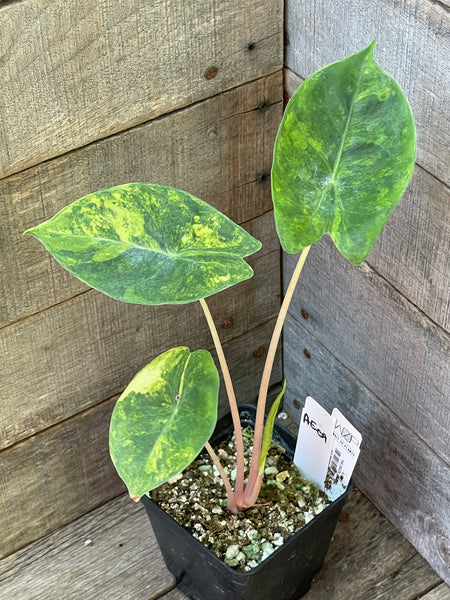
[0,69,282,185]
[0,205,278,334]
[0,312,281,453]
[0,488,444,599]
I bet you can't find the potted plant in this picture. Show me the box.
[25,42,416,600]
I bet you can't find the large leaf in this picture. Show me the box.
[272,42,416,264]
[24,183,262,304]
[109,346,219,499]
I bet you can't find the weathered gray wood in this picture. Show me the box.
[0,211,279,450]
[0,318,281,557]
[0,0,283,178]
[284,316,450,583]
[284,238,450,465]
[160,590,189,600]
[217,322,283,417]
[0,397,124,560]
[421,584,450,600]
[284,68,450,332]
[371,167,450,332]
[1,72,282,328]
[0,495,175,600]
[285,0,450,186]
[0,488,443,599]
[302,489,442,599]
[160,590,188,600]
[284,67,303,100]
[283,50,450,586]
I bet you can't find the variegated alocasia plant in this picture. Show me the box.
[25,42,415,514]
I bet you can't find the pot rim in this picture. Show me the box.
[143,404,352,575]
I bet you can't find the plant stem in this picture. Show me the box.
[204,442,239,514]
[199,299,245,499]
[243,246,311,506]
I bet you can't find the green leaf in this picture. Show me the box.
[258,379,286,475]
[272,42,416,264]
[24,183,262,304]
[109,346,219,499]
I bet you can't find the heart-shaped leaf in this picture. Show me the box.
[272,42,416,264]
[25,183,261,304]
[109,346,219,499]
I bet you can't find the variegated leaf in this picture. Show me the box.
[109,347,219,499]
[25,183,261,304]
[272,42,416,264]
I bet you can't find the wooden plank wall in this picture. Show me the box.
[0,0,284,557]
[283,0,450,583]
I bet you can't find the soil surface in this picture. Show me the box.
[151,427,330,571]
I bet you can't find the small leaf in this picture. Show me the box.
[24,183,262,304]
[258,379,286,474]
[272,42,416,264]
[109,346,219,499]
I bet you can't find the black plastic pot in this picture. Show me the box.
[141,404,351,600]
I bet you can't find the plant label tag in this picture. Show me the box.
[326,408,362,501]
[294,396,336,491]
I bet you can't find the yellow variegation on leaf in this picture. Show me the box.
[109,347,219,500]
[25,183,262,304]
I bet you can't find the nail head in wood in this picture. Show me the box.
[204,66,218,80]
[253,346,266,358]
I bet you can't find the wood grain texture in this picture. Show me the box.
[283,58,450,585]
[285,0,450,186]
[0,318,281,557]
[284,238,450,465]
[1,211,280,450]
[372,167,450,332]
[284,68,450,332]
[421,584,450,600]
[0,0,283,178]
[302,489,442,598]
[0,495,175,600]
[0,489,443,599]
[0,397,124,560]
[160,590,189,600]
[1,72,282,328]
[283,317,450,583]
